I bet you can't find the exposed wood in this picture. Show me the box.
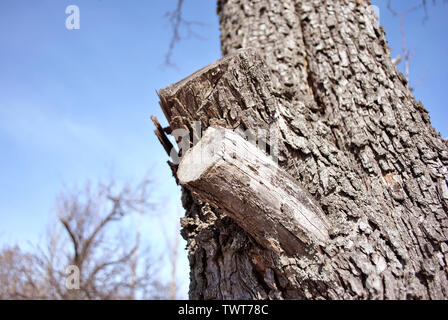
[178,126,330,256]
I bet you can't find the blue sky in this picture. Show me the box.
[372,0,448,138]
[0,0,446,298]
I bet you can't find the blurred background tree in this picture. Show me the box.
[0,177,176,300]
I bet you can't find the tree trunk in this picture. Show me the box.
[156,0,448,299]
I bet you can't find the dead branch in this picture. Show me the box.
[387,0,447,89]
[164,0,207,66]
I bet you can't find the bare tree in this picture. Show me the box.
[0,177,170,300]
[163,205,184,300]
[0,246,47,299]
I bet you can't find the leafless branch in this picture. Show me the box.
[164,0,207,67]
[386,0,422,83]
[0,175,171,300]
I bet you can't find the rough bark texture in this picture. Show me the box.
[156,0,448,299]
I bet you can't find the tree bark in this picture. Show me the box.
[156,0,448,299]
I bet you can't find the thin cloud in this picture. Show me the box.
[0,103,115,157]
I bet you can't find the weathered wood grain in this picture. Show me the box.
[177,126,330,256]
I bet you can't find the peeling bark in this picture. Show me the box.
[156,0,448,299]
